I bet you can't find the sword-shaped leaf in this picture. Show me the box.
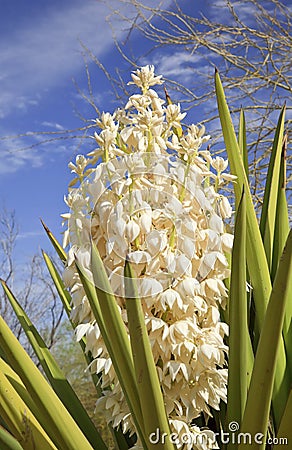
[227,189,252,449]
[41,220,67,263]
[215,69,271,322]
[76,243,148,448]
[42,251,71,316]
[215,70,290,429]
[0,367,57,450]
[75,262,131,450]
[276,388,292,449]
[272,134,289,281]
[238,229,292,450]
[0,280,107,450]
[0,425,25,450]
[0,316,95,450]
[238,109,249,179]
[42,252,104,394]
[259,106,286,271]
[124,260,174,450]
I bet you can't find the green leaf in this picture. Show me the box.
[238,109,249,179]
[215,70,290,429]
[271,134,292,383]
[227,189,251,446]
[75,264,130,450]
[272,134,290,281]
[239,229,292,450]
[42,254,128,449]
[42,256,130,449]
[124,261,175,450]
[0,361,58,450]
[76,243,148,448]
[259,106,286,271]
[41,220,67,263]
[276,388,292,448]
[0,280,107,450]
[215,69,271,324]
[42,251,71,316]
[0,357,42,421]
[42,252,103,395]
[0,426,24,450]
[0,316,95,450]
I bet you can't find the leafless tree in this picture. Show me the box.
[96,0,291,211]
[0,207,64,355]
[1,1,290,214]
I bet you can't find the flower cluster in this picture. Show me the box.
[62,65,234,449]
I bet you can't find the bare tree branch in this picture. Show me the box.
[99,0,292,213]
[2,0,291,216]
[0,208,64,357]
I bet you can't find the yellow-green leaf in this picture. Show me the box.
[238,109,248,179]
[215,69,271,324]
[227,189,251,447]
[0,366,57,450]
[239,229,292,450]
[124,261,174,450]
[41,220,67,263]
[0,316,94,450]
[276,388,292,449]
[0,280,107,450]
[42,251,71,316]
[272,134,290,281]
[259,106,286,271]
[0,425,24,450]
[215,70,290,428]
[76,244,148,448]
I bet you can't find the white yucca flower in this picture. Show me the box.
[62,65,234,449]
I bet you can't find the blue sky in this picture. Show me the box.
[0,0,289,266]
[0,0,206,263]
[0,0,142,261]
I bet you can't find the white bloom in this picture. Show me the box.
[62,65,234,448]
[128,65,163,91]
[125,220,140,243]
[146,230,168,255]
[140,211,152,233]
[211,156,228,173]
[221,233,234,252]
[165,103,186,128]
[218,196,233,218]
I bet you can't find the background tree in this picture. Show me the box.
[0,207,64,355]
[92,0,291,212]
[0,207,115,446]
[2,1,290,214]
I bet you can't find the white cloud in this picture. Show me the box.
[17,230,44,240]
[209,0,265,24]
[0,1,130,119]
[0,138,44,174]
[41,121,65,131]
[0,0,171,119]
[155,52,204,79]
[140,51,211,84]
[0,0,172,174]
[0,125,76,174]
[0,1,125,174]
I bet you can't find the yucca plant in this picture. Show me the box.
[0,67,291,450]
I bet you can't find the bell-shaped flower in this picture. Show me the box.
[125,219,140,243]
[62,65,234,446]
